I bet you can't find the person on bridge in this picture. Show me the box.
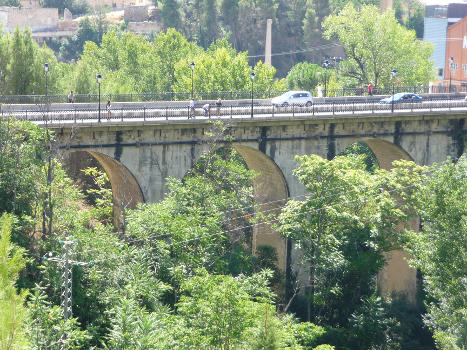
[216,98,222,116]
[368,82,373,96]
[68,90,74,103]
[202,103,210,117]
[317,83,323,98]
[106,100,111,120]
[189,99,195,118]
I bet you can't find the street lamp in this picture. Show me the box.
[323,59,330,97]
[391,69,397,113]
[190,61,195,99]
[97,73,102,123]
[250,71,255,118]
[44,63,49,102]
[449,56,454,93]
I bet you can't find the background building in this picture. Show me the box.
[445,15,467,88]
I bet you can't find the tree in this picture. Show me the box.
[322,4,434,88]
[405,157,467,350]
[159,0,181,30]
[0,214,29,350]
[405,0,425,39]
[285,62,322,92]
[276,154,424,324]
[220,0,239,49]
[41,0,90,16]
[176,269,276,349]
[26,284,90,350]
[172,40,284,95]
[0,0,19,5]
[0,119,49,219]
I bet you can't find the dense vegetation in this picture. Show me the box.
[0,3,433,99]
[1,116,466,350]
[0,3,461,349]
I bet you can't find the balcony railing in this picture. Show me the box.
[0,85,465,104]
[2,97,465,125]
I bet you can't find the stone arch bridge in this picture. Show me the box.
[51,110,466,302]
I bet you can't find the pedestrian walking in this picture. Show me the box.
[106,100,111,120]
[202,103,210,117]
[317,83,323,98]
[189,99,195,118]
[67,90,74,103]
[216,98,222,116]
[368,82,373,96]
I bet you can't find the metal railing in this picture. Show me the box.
[2,97,465,124]
[1,85,466,104]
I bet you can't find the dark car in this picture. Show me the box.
[379,93,423,104]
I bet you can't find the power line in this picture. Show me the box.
[43,238,92,350]
[247,43,343,58]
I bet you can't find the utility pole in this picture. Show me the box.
[43,238,92,349]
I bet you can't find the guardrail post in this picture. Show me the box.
[230,105,232,118]
[332,102,335,115]
[74,109,77,123]
[121,108,124,122]
[166,106,168,120]
[143,107,146,121]
[353,102,355,114]
[292,104,295,117]
[25,110,27,120]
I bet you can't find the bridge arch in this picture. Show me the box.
[336,138,417,302]
[189,144,289,273]
[232,145,289,273]
[65,150,144,229]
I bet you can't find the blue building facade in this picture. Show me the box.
[424,17,448,80]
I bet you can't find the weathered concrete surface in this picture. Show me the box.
[52,111,466,301]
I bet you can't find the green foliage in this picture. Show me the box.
[405,0,425,39]
[0,0,20,6]
[5,27,58,95]
[405,157,467,350]
[81,167,113,224]
[26,284,90,350]
[172,39,284,96]
[57,16,106,62]
[126,143,258,291]
[323,4,434,87]
[348,295,400,350]
[176,269,285,349]
[285,62,322,92]
[0,213,29,350]
[277,154,425,325]
[104,298,175,350]
[41,0,90,15]
[0,118,49,218]
[294,322,327,349]
[159,0,181,30]
[337,142,379,172]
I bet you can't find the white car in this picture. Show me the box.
[271,91,313,107]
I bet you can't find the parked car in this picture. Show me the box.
[271,91,313,106]
[379,93,423,104]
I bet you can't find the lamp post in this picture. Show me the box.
[391,69,397,113]
[44,63,49,102]
[449,56,454,93]
[97,73,102,123]
[323,60,329,97]
[250,71,255,118]
[190,61,195,99]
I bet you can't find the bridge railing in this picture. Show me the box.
[2,97,466,124]
[1,85,466,104]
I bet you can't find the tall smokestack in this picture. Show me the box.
[265,19,272,67]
